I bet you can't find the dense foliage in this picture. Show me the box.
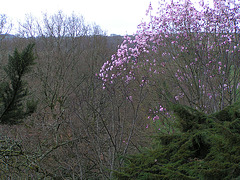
[114,102,240,179]
[97,0,240,179]
[0,0,240,179]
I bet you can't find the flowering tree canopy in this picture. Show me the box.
[99,0,240,132]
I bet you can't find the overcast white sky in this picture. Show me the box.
[0,0,162,35]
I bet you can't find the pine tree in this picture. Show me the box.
[0,43,37,125]
[114,102,240,179]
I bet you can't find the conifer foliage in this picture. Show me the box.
[114,102,240,179]
[0,44,37,125]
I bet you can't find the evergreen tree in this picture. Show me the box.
[0,43,37,125]
[114,102,240,179]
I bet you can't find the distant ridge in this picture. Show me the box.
[0,33,15,40]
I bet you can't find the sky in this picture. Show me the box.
[0,0,161,36]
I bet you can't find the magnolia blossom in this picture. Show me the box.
[99,0,240,130]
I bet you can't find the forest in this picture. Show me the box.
[0,0,240,179]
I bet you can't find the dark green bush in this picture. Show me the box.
[114,102,240,179]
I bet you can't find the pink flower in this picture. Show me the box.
[207,93,212,99]
[128,96,133,101]
[153,115,159,122]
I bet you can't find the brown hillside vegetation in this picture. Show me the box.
[0,12,151,179]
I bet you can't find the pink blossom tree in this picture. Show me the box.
[99,0,240,133]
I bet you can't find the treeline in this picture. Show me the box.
[0,12,149,179]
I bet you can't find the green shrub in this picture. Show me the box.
[114,102,240,179]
